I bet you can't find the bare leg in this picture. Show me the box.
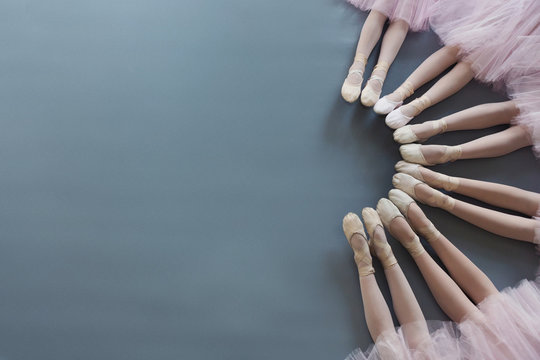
[394,101,518,144]
[405,201,498,304]
[412,125,533,164]
[411,165,540,216]
[393,174,539,243]
[361,19,409,106]
[362,208,430,349]
[342,11,388,103]
[376,199,480,322]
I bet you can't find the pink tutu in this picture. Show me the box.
[347,0,435,32]
[346,278,540,359]
[506,72,540,158]
[534,207,540,245]
[429,0,540,85]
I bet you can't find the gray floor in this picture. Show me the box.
[0,1,539,359]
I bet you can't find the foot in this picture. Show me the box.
[392,173,455,211]
[395,160,425,182]
[389,189,442,243]
[385,95,431,129]
[373,81,414,115]
[360,62,389,107]
[341,55,367,103]
[388,188,415,219]
[342,212,374,276]
[399,144,462,165]
[361,207,397,269]
[376,198,424,257]
[395,161,459,191]
[393,119,448,144]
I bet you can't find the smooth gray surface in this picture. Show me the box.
[0,1,538,359]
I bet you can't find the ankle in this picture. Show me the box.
[432,119,447,134]
[372,231,397,269]
[417,221,441,243]
[404,233,425,257]
[419,168,459,192]
[421,145,462,165]
[428,190,455,211]
[408,95,432,116]
[387,80,414,102]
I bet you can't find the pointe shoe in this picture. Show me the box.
[362,207,396,269]
[393,119,448,144]
[392,173,455,211]
[342,212,374,276]
[393,126,419,144]
[385,108,415,129]
[392,172,423,199]
[373,96,402,115]
[388,188,415,219]
[361,62,389,107]
[373,81,414,115]
[376,198,404,229]
[385,95,432,129]
[396,161,459,191]
[376,198,424,256]
[395,160,425,181]
[341,55,367,103]
[388,189,441,243]
[400,144,463,166]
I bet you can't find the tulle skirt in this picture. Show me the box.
[345,277,540,359]
[534,208,540,245]
[507,72,540,158]
[429,0,540,85]
[347,0,435,32]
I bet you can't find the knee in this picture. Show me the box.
[514,125,533,146]
[407,333,432,352]
[391,19,409,32]
[366,10,388,25]
[442,45,460,59]
[455,61,474,77]
[504,100,520,117]
[462,307,486,324]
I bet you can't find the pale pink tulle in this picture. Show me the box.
[347,0,435,32]
[429,0,540,85]
[507,72,540,159]
[345,279,540,359]
[534,206,540,245]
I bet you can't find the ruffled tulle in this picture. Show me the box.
[534,206,540,245]
[429,0,540,85]
[347,0,435,32]
[345,278,540,359]
[507,72,540,158]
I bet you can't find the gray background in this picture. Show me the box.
[0,1,538,359]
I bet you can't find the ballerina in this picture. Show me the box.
[393,163,540,244]
[373,46,474,129]
[392,100,532,165]
[392,72,540,164]
[382,190,540,358]
[341,0,434,106]
[342,209,447,359]
[343,196,540,359]
[374,0,540,129]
